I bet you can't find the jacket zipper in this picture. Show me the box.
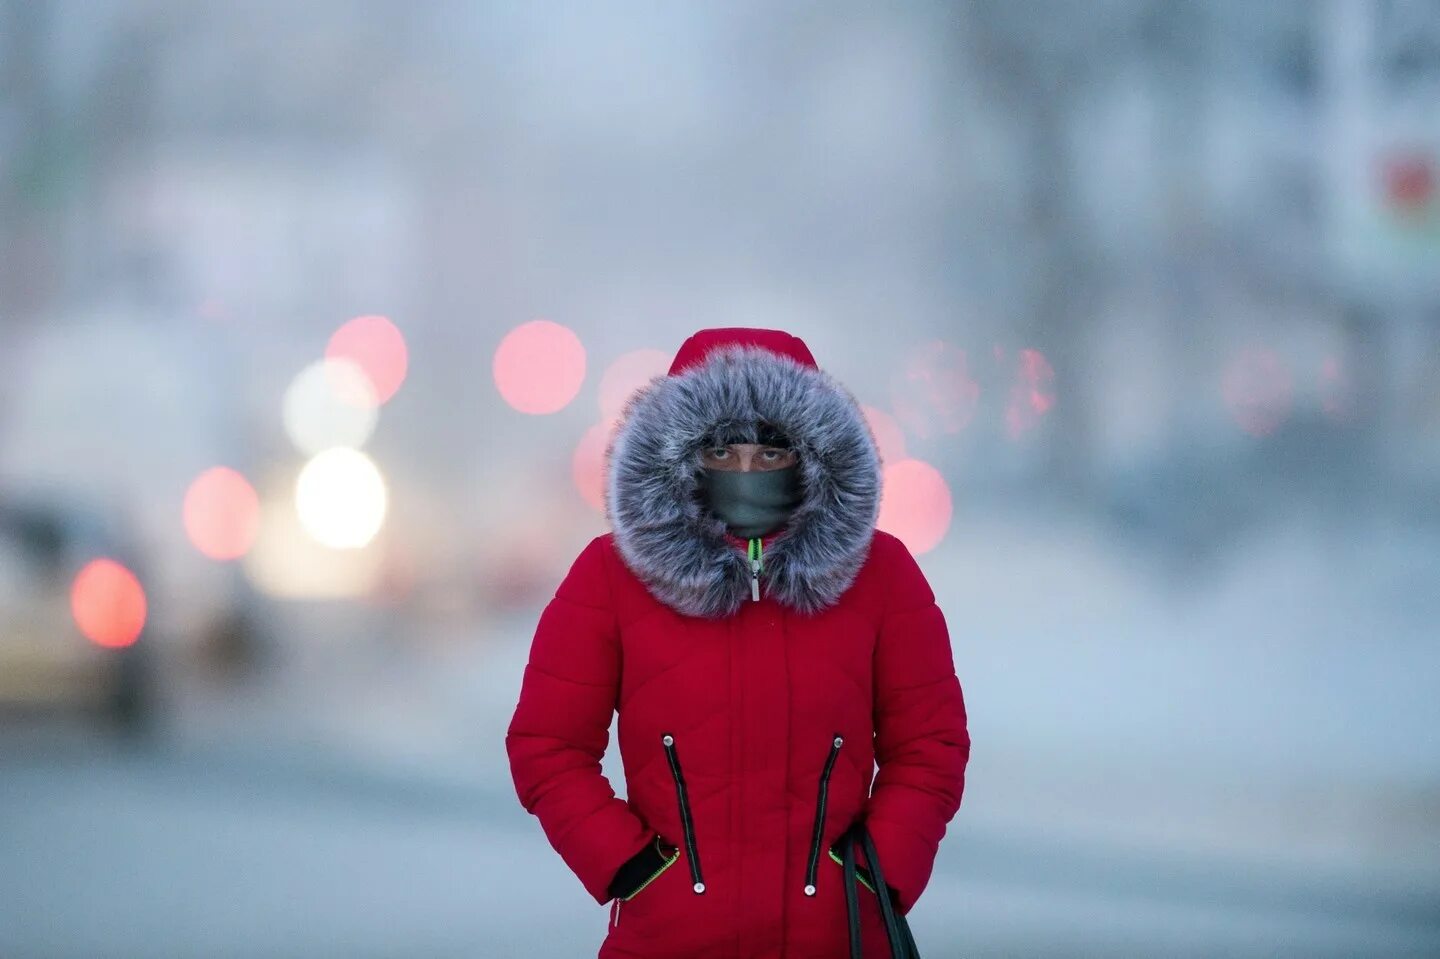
[661,732,706,893]
[748,537,764,601]
[803,733,844,895]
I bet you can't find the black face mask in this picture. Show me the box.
[697,464,803,539]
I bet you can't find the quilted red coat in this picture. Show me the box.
[507,329,970,958]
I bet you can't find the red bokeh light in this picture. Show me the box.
[861,405,908,464]
[1382,153,1435,215]
[572,420,616,512]
[373,541,419,607]
[71,558,147,649]
[1005,347,1057,439]
[1318,356,1356,423]
[494,320,587,415]
[183,466,260,561]
[1222,346,1293,437]
[326,314,409,406]
[599,349,670,421]
[891,340,980,439]
[877,458,953,555]
[197,298,228,323]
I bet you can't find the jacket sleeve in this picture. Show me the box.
[861,534,970,915]
[506,536,656,905]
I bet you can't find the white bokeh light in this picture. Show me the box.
[294,448,388,549]
[282,358,379,455]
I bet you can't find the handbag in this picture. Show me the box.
[834,820,922,959]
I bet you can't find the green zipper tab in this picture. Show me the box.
[748,537,763,601]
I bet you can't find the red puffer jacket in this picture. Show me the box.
[507,329,970,958]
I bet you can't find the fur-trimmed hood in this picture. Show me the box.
[604,329,881,618]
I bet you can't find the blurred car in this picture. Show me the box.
[0,497,155,732]
[1101,435,1266,588]
[1101,410,1366,587]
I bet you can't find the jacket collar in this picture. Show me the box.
[720,527,787,551]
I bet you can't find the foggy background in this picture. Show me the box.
[2,1,1439,957]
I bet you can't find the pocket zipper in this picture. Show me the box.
[803,733,845,895]
[661,732,706,894]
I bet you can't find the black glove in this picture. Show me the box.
[830,842,905,912]
[607,835,679,901]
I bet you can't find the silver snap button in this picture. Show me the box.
[662,734,674,746]
[804,884,816,896]
[693,882,706,894]
[833,735,844,748]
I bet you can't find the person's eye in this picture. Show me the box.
[707,447,730,458]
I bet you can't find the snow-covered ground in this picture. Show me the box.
[1,730,1436,959]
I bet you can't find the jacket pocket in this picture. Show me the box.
[660,732,707,894]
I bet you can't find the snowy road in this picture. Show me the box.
[5,514,1440,957]
[2,728,1437,959]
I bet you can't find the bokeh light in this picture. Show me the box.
[572,420,617,512]
[183,466,260,561]
[861,405,908,464]
[891,340,980,439]
[1005,347,1057,439]
[325,314,408,406]
[244,488,385,600]
[598,348,669,421]
[1318,356,1356,423]
[1381,152,1435,218]
[197,298,228,323]
[295,448,389,549]
[877,458,953,555]
[283,358,379,454]
[493,319,587,415]
[70,558,147,649]
[1221,346,1293,437]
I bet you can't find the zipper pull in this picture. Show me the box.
[748,537,762,601]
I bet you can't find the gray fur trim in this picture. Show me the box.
[604,343,881,618]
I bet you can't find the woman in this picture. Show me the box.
[507,328,970,958]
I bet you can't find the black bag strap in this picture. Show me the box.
[859,822,908,953]
[841,827,864,959]
[836,821,921,959]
